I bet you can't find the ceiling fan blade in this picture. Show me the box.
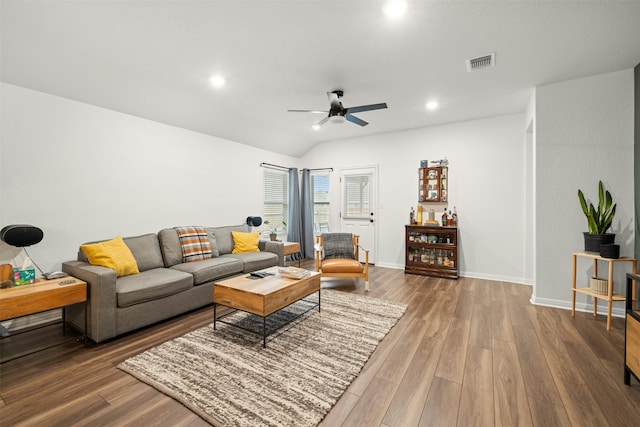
[345,103,388,114]
[315,116,330,127]
[287,109,328,113]
[345,113,368,127]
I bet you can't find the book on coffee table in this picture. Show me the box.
[278,267,310,279]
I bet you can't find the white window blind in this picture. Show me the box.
[343,174,370,219]
[263,169,289,236]
[312,172,330,233]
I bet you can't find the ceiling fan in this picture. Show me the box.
[288,90,387,128]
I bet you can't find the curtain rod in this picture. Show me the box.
[307,167,333,172]
[260,162,333,172]
[260,162,291,171]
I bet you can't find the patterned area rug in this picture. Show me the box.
[118,289,407,426]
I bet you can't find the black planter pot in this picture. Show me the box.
[600,243,620,259]
[583,232,615,253]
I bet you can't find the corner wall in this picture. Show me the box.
[302,113,527,283]
[535,69,635,316]
[0,83,298,271]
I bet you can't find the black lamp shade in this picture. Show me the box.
[246,216,263,227]
[0,225,44,247]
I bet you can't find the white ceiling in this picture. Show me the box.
[2,1,640,157]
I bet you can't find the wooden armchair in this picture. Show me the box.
[315,233,369,291]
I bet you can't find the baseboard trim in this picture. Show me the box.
[531,296,626,318]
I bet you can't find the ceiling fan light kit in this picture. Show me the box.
[289,90,387,130]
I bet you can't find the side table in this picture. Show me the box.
[0,276,87,363]
[283,241,301,267]
[571,252,637,331]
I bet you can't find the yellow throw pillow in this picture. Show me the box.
[80,236,140,277]
[231,231,260,254]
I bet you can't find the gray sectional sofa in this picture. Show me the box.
[62,224,284,343]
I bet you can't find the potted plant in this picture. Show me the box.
[578,180,616,253]
[263,220,286,241]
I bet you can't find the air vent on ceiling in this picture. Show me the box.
[466,53,495,72]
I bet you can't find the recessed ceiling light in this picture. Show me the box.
[210,75,226,89]
[383,0,407,19]
[425,101,439,111]
[312,124,321,131]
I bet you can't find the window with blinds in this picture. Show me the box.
[263,169,289,236]
[312,172,330,233]
[343,174,370,219]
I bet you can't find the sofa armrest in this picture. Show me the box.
[62,260,118,343]
[259,240,285,266]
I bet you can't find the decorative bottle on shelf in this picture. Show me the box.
[442,208,448,226]
[410,207,415,224]
[447,210,453,226]
[417,205,423,225]
[452,206,458,226]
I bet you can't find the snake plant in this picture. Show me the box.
[578,180,616,234]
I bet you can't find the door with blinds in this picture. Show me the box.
[340,166,376,264]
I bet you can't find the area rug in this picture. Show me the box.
[118,289,407,427]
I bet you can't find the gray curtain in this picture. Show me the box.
[300,169,315,259]
[287,168,303,261]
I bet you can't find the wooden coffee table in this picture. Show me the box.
[213,268,320,347]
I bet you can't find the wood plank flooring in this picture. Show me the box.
[1,261,639,426]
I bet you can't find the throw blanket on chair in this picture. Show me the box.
[322,233,355,259]
[175,226,212,263]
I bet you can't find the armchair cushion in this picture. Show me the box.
[321,258,364,273]
[322,233,355,259]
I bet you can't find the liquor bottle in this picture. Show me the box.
[442,208,448,226]
[452,206,458,226]
[447,210,453,226]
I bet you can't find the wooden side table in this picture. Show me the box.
[283,242,301,266]
[0,276,87,362]
[571,252,637,330]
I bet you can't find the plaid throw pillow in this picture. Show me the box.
[322,233,355,259]
[175,226,212,263]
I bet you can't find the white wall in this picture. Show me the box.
[302,114,527,283]
[0,83,298,272]
[534,69,635,316]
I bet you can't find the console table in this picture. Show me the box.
[625,273,640,385]
[571,252,637,331]
[0,277,87,362]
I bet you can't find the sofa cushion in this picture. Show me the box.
[116,268,193,307]
[231,231,260,254]
[222,252,279,273]
[211,224,249,255]
[170,257,244,285]
[175,226,212,262]
[159,228,219,267]
[123,233,165,271]
[80,236,140,277]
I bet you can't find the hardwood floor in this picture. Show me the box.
[1,261,639,426]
